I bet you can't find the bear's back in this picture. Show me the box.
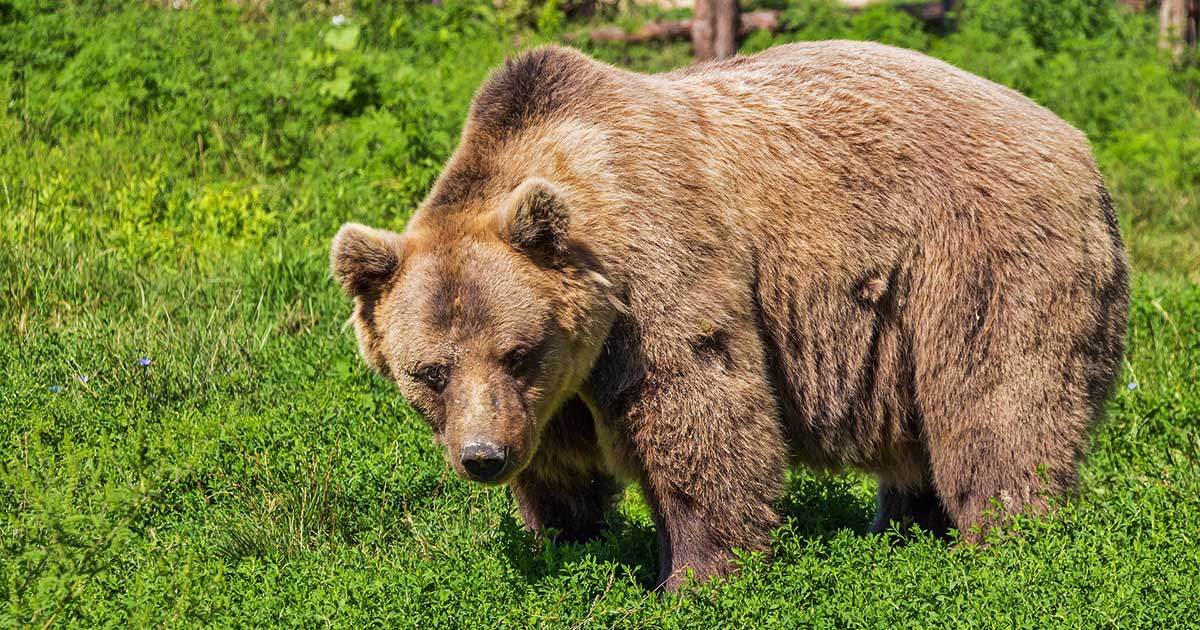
[664,40,1085,150]
[639,41,1104,248]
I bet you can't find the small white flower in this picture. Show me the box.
[1126,382,1138,390]
[331,14,347,27]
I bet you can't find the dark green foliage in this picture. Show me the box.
[961,0,1117,52]
[2,0,1199,626]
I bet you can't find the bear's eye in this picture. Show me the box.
[414,364,448,392]
[503,346,532,375]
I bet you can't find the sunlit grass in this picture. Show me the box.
[3,1,1199,626]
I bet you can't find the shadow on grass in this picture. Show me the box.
[775,474,877,539]
[497,473,877,589]
[497,507,661,590]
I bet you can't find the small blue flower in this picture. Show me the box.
[49,385,63,393]
[77,375,90,384]
[1126,382,1138,390]
[331,14,347,26]
[138,357,152,367]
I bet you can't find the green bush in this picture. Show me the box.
[2,1,1199,627]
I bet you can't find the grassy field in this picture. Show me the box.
[3,1,1199,627]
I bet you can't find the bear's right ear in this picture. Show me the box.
[330,223,404,297]
[494,177,571,267]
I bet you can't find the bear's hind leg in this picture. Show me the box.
[509,396,623,544]
[510,466,622,543]
[911,237,1122,542]
[917,349,1094,542]
[924,417,1079,543]
[871,481,952,538]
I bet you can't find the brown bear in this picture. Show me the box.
[330,41,1129,592]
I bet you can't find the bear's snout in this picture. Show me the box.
[460,442,508,482]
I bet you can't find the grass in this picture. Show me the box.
[2,1,1200,627]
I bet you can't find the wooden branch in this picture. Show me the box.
[569,9,779,45]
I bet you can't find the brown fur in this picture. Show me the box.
[331,42,1129,592]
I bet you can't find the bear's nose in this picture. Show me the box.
[461,442,507,481]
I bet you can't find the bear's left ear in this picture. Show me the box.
[330,223,405,297]
[494,177,571,267]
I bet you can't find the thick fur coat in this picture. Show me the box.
[331,41,1129,591]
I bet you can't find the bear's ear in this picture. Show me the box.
[330,223,404,297]
[494,177,570,267]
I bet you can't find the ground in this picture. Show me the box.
[2,2,1199,627]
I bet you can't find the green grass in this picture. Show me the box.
[3,1,1199,627]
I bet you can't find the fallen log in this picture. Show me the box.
[569,9,779,45]
[568,1,949,46]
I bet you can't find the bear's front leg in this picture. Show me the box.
[624,364,788,592]
[509,396,623,544]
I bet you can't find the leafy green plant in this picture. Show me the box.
[1,1,1198,627]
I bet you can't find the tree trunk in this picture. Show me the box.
[1190,0,1200,46]
[1160,0,1200,57]
[714,0,739,60]
[692,0,715,61]
[692,0,740,62]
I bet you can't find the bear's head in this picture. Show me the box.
[331,177,621,484]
